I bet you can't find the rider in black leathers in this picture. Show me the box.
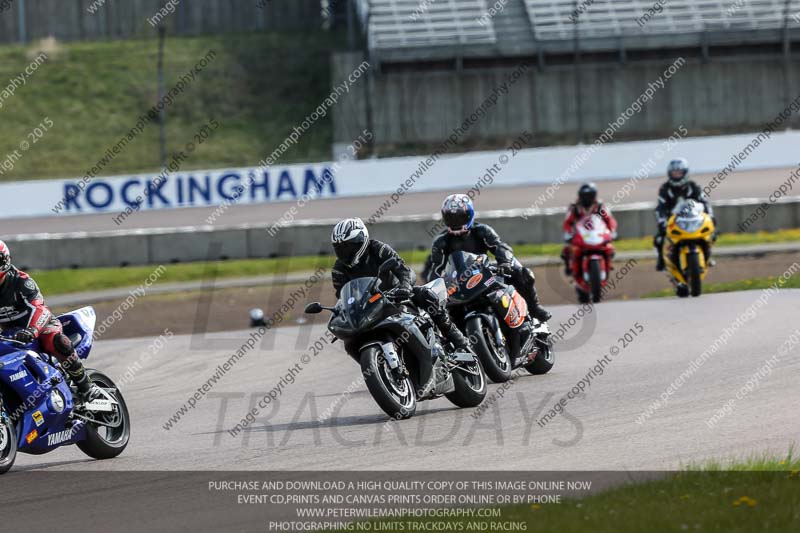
[330,218,471,351]
[654,158,715,271]
[428,194,551,323]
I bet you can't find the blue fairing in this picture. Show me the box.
[57,306,97,360]
[0,306,96,455]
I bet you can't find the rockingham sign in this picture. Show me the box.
[2,130,799,219]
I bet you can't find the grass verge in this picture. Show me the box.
[644,273,800,298]
[330,453,800,533]
[31,228,800,296]
[0,32,344,181]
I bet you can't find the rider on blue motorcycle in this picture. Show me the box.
[330,218,471,351]
[428,194,552,323]
[0,241,100,402]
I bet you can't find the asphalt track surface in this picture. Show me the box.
[2,168,794,235]
[13,290,799,473]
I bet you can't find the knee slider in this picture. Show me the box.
[53,333,75,357]
[520,266,535,285]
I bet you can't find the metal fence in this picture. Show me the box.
[0,0,322,44]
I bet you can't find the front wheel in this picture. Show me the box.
[76,370,131,460]
[687,251,703,297]
[446,358,487,408]
[589,259,603,303]
[360,345,417,420]
[466,317,512,383]
[525,336,556,375]
[0,408,17,475]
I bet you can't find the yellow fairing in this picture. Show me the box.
[664,213,715,285]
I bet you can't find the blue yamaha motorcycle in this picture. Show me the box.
[0,306,130,474]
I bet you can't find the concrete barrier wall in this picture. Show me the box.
[8,197,800,270]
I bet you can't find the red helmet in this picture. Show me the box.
[0,241,10,283]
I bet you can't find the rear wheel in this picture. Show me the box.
[76,370,130,460]
[687,252,703,297]
[466,318,512,383]
[525,336,555,375]
[589,259,603,303]
[360,345,417,420]
[446,358,487,408]
[0,408,17,475]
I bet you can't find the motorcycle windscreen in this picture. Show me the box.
[338,277,375,304]
[444,251,484,301]
[444,251,478,279]
[337,277,384,329]
[578,214,608,246]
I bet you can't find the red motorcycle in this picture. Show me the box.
[569,214,615,304]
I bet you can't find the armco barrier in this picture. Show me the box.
[6,197,800,271]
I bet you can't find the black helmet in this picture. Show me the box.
[667,158,689,188]
[331,218,370,267]
[441,194,475,235]
[578,183,598,209]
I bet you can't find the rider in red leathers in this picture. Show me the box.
[561,183,618,276]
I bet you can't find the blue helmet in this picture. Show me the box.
[441,194,475,235]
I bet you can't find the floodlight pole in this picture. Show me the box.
[157,25,167,170]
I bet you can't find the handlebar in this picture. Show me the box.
[382,287,410,303]
[0,336,28,347]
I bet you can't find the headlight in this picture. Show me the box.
[676,218,703,233]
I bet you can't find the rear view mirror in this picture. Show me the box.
[304,302,324,314]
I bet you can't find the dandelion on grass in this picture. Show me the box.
[733,496,758,507]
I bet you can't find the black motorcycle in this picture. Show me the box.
[443,251,555,383]
[305,259,487,420]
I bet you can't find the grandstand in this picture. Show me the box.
[333,0,800,154]
[356,0,800,62]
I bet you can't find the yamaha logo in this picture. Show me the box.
[47,428,75,446]
[9,370,26,382]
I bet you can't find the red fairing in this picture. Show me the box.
[563,203,618,233]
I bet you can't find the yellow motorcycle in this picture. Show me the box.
[664,200,716,297]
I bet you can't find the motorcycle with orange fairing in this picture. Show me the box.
[443,251,555,383]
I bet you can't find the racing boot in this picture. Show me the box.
[530,305,552,323]
[431,310,471,353]
[522,286,552,323]
[61,354,101,403]
[654,235,666,272]
[444,324,471,352]
[560,247,572,276]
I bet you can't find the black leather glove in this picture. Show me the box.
[13,327,37,344]
[497,263,514,277]
[393,284,413,301]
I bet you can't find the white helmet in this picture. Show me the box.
[331,218,370,267]
[667,158,690,188]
